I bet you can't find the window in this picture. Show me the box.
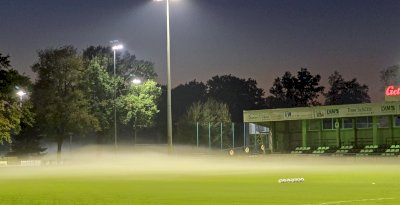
[393,116,400,127]
[356,117,372,128]
[308,120,320,131]
[322,118,334,130]
[342,118,353,129]
[378,116,389,128]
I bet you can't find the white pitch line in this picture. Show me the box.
[304,197,395,205]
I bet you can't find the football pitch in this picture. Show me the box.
[0,150,399,205]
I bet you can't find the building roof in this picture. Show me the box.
[243,102,400,122]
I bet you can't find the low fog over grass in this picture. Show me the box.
[1,146,399,205]
[3,145,400,177]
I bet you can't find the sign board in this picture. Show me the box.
[385,85,400,102]
[243,102,400,123]
[249,123,269,134]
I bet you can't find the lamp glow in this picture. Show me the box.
[17,90,26,97]
[132,78,142,85]
[112,44,123,50]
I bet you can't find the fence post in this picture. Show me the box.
[232,122,235,148]
[220,122,223,150]
[208,122,211,149]
[243,123,246,148]
[196,122,199,148]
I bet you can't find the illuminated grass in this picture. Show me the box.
[0,155,399,205]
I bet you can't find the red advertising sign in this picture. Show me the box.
[385,85,400,101]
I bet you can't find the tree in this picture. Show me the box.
[0,53,34,143]
[380,64,400,89]
[269,68,324,108]
[176,99,231,145]
[82,45,159,143]
[117,80,161,144]
[83,46,158,82]
[207,75,264,122]
[31,46,99,159]
[0,53,11,69]
[172,80,207,123]
[81,56,114,144]
[325,71,370,105]
[8,124,47,157]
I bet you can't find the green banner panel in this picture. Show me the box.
[244,102,400,123]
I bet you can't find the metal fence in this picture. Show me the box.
[175,122,270,153]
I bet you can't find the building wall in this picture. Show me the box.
[271,115,400,152]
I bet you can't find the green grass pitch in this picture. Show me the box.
[0,154,399,205]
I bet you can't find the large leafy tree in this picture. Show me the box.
[380,64,400,89]
[207,75,264,122]
[117,80,161,144]
[83,46,157,81]
[176,99,231,145]
[81,56,114,144]
[82,45,159,143]
[172,80,207,123]
[325,71,370,105]
[31,46,99,159]
[8,125,46,157]
[0,53,34,143]
[269,68,324,108]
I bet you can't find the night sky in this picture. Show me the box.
[1,0,400,102]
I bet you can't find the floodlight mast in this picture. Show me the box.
[112,41,123,150]
[154,0,173,153]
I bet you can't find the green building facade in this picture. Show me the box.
[243,102,400,153]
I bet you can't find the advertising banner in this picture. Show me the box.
[243,102,400,122]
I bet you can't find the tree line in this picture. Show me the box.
[2,45,397,157]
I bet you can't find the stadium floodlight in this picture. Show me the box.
[112,44,124,50]
[154,0,173,153]
[131,78,142,85]
[111,41,124,150]
[17,90,26,98]
[16,90,26,107]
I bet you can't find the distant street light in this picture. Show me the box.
[131,78,142,85]
[112,41,124,149]
[155,0,173,152]
[16,90,26,107]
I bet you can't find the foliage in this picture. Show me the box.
[269,68,324,108]
[176,99,231,144]
[325,71,370,105]
[117,80,161,144]
[0,53,34,143]
[82,46,160,144]
[207,75,264,122]
[380,64,400,89]
[31,46,99,157]
[0,53,11,69]
[0,100,22,143]
[83,45,157,81]
[81,56,114,143]
[118,52,158,81]
[172,80,207,123]
[8,123,47,157]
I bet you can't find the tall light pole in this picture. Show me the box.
[112,43,123,149]
[155,0,173,152]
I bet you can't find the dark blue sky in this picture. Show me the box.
[1,0,400,102]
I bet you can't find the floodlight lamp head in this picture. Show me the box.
[132,78,142,85]
[17,90,26,97]
[112,44,123,50]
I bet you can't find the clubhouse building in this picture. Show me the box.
[243,86,400,153]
